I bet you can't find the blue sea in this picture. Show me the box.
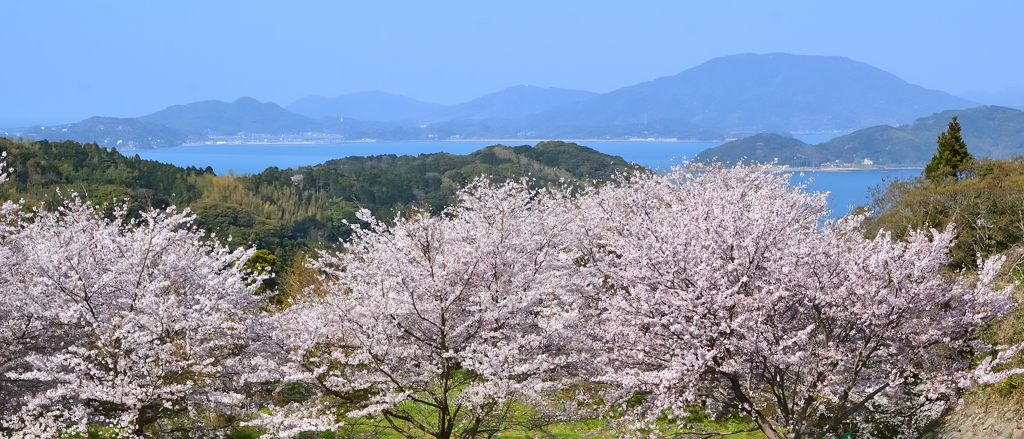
[135,138,919,216]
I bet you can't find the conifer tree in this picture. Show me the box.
[925,116,973,182]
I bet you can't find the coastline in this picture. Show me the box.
[179,138,722,146]
[169,140,925,173]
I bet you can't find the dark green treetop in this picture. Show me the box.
[925,116,973,182]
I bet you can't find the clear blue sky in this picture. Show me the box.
[3,0,1022,125]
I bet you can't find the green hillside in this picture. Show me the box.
[0,137,208,209]
[693,133,823,166]
[822,106,1024,165]
[696,106,1024,167]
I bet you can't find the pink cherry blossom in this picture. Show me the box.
[253,179,600,439]
[0,194,268,438]
[581,163,1022,438]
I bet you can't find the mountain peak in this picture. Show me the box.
[529,53,976,133]
[232,96,264,105]
[139,97,315,135]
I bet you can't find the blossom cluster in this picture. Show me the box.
[1,160,1021,439]
[0,194,268,438]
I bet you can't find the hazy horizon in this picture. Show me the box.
[3,1,1023,125]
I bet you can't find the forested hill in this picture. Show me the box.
[308,141,635,208]
[820,106,1024,165]
[0,137,635,259]
[0,137,211,209]
[693,133,823,166]
[695,105,1024,166]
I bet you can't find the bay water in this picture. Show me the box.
[135,139,920,216]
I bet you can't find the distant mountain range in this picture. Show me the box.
[695,106,1024,167]
[8,53,996,149]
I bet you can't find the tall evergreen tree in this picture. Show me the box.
[925,116,973,182]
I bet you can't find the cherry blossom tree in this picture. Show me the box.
[0,196,270,439]
[255,179,598,439]
[0,155,44,421]
[581,163,1023,439]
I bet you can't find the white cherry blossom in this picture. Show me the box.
[255,179,599,439]
[0,196,268,438]
[581,163,1022,438]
